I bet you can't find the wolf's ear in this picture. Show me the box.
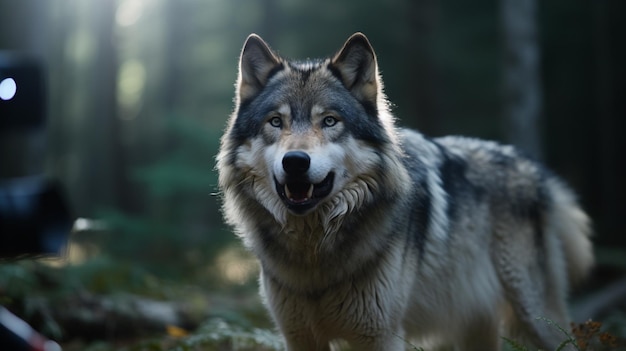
[237,34,282,103]
[330,33,379,108]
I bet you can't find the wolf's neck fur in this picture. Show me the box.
[275,175,379,251]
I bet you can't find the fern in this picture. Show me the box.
[502,336,530,351]
[536,317,581,351]
[392,332,425,351]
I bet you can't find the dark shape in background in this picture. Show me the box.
[0,52,71,258]
[0,52,70,351]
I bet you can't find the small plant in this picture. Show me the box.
[502,336,531,351]
[390,332,424,351]
[571,320,623,351]
[503,318,625,351]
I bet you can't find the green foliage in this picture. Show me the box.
[132,117,220,198]
[64,319,283,351]
[0,261,39,301]
[65,255,158,294]
[170,318,283,351]
[536,317,580,351]
[93,116,231,282]
[503,336,531,351]
[392,332,425,351]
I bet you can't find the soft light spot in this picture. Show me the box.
[117,59,146,120]
[215,246,259,285]
[116,0,144,27]
[0,78,17,101]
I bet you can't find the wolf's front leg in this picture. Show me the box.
[275,309,332,351]
[272,299,333,350]
[348,331,407,351]
[282,331,331,351]
[261,273,330,350]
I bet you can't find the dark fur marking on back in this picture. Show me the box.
[401,151,431,261]
[485,145,550,270]
[434,141,484,220]
[514,169,549,270]
[412,179,432,261]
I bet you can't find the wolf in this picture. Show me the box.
[216,32,593,351]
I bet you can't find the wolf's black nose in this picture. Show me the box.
[282,151,310,175]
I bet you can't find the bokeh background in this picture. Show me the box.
[1,0,625,350]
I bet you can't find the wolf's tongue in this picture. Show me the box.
[285,182,313,202]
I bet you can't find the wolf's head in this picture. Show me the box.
[218,33,408,233]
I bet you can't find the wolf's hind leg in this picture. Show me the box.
[459,314,502,351]
[493,223,573,351]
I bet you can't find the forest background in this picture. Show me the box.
[0,0,625,350]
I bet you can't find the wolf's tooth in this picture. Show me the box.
[307,184,313,199]
[285,184,292,200]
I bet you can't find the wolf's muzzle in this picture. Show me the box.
[275,151,334,214]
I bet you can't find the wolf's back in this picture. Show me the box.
[428,134,593,286]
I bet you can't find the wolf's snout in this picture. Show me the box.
[282,151,311,176]
[275,150,334,214]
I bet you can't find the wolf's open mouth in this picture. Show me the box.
[274,172,335,214]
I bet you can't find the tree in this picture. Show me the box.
[500,0,543,159]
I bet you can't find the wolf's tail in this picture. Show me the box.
[546,178,594,285]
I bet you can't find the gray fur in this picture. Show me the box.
[216,33,593,351]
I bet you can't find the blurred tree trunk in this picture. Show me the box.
[163,1,186,114]
[46,1,122,215]
[95,2,124,213]
[404,0,442,134]
[500,0,543,159]
[74,1,122,215]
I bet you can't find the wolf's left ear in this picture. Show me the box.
[330,33,380,108]
[237,34,282,103]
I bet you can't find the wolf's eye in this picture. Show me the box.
[269,116,282,128]
[323,116,338,127]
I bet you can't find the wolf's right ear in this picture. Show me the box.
[237,34,282,104]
